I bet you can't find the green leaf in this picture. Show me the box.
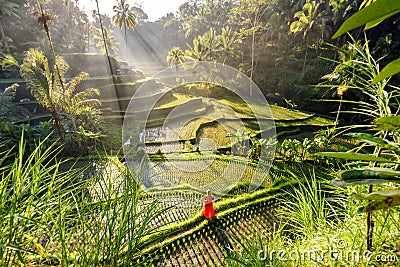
[332,0,400,39]
[314,152,397,163]
[331,168,400,187]
[346,132,400,153]
[364,189,400,201]
[365,10,399,29]
[372,58,400,84]
[1,54,19,68]
[363,190,400,212]
[373,116,400,131]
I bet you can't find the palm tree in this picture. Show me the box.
[202,28,220,60]
[19,48,64,136]
[232,0,269,96]
[185,29,221,62]
[18,49,101,144]
[167,47,185,70]
[60,71,101,148]
[185,36,209,62]
[94,0,123,121]
[60,74,101,117]
[32,0,71,117]
[218,26,241,64]
[112,0,137,45]
[94,27,119,55]
[290,0,328,71]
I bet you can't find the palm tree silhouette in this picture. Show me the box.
[112,0,137,45]
[167,47,185,70]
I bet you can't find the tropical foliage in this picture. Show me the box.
[94,27,120,56]
[3,49,102,153]
[332,0,400,83]
[167,47,185,69]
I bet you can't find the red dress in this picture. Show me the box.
[202,202,216,219]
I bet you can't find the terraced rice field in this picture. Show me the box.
[139,189,204,228]
[137,197,280,267]
[83,157,310,267]
[142,157,273,191]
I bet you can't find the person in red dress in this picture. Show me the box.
[201,190,217,219]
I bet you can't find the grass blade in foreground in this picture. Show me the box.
[0,134,168,266]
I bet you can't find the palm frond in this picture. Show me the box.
[65,72,90,99]
[69,88,101,115]
[73,99,102,115]
[54,55,69,81]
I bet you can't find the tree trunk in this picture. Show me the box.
[249,29,256,98]
[37,0,65,90]
[70,117,83,149]
[50,109,65,142]
[250,29,255,81]
[302,40,308,73]
[95,0,124,122]
[124,25,128,46]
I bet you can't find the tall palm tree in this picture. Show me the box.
[202,28,220,60]
[94,0,123,120]
[94,27,119,55]
[232,0,269,96]
[33,0,70,115]
[186,29,221,62]
[112,0,137,45]
[167,47,185,70]
[290,0,328,71]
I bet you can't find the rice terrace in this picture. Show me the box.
[0,0,399,266]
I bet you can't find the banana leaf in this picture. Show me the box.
[331,168,400,187]
[332,0,400,38]
[373,116,400,132]
[346,132,400,154]
[363,190,400,212]
[372,58,400,84]
[315,152,397,163]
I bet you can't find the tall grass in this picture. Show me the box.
[279,169,345,238]
[0,134,167,266]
